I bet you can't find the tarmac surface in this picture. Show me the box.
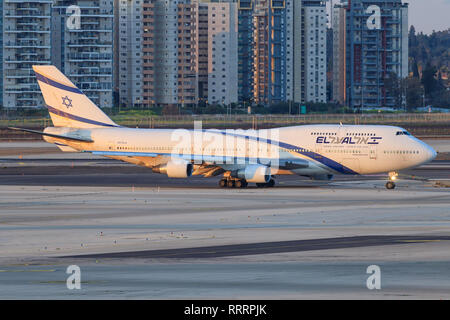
[1,141,450,299]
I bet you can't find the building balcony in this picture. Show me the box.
[69,70,112,77]
[16,98,40,103]
[6,0,53,3]
[78,83,112,90]
[68,53,112,61]
[66,42,112,47]
[4,28,50,33]
[4,41,50,48]
[68,29,113,33]
[5,57,50,63]
[4,70,38,79]
[4,85,40,93]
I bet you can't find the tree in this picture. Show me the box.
[405,77,423,111]
[412,60,420,78]
[384,72,403,108]
[421,63,439,97]
[409,25,417,48]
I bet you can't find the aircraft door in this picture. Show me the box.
[369,144,377,160]
[108,140,115,151]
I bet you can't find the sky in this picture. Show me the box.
[327,0,450,34]
[407,0,450,34]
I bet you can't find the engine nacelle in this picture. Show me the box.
[152,160,193,178]
[236,164,271,183]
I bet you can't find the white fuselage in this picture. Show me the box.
[44,124,436,177]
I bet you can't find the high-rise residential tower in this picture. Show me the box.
[1,0,52,108]
[52,0,114,109]
[237,0,326,106]
[207,1,238,105]
[116,0,144,108]
[291,0,327,104]
[121,0,238,108]
[238,0,294,106]
[127,0,207,107]
[334,0,409,108]
[332,2,347,104]
[301,0,327,103]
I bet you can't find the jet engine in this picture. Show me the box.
[152,160,193,178]
[235,164,271,183]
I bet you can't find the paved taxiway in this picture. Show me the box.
[0,141,450,299]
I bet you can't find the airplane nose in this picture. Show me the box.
[415,140,437,165]
[420,143,437,163]
[427,146,437,162]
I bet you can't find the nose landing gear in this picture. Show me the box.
[385,181,396,190]
[385,172,398,190]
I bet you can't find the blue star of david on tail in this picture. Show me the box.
[62,96,73,108]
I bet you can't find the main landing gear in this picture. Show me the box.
[385,171,398,190]
[218,178,276,188]
[219,178,247,188]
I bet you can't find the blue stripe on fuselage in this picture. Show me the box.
[201,130,359,175]
[89,129,359,175]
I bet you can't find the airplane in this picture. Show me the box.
[9,65,437,190]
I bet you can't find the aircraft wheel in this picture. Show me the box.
[235,180,245,188]
[219,179,227,188]
[235,180,248,188]
[227,180,235,188]
[385,181,396,190]
[267,179,275,187]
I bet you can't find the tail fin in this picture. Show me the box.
[33,65,118,128]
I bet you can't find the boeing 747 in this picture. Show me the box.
[9,65,437,189]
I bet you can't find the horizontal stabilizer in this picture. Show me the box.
[7,127,93,143]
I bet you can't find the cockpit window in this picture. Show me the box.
[396,131,411,136]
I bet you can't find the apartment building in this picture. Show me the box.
[335,0,409,108]
[302,1,327,103]
[178,2,198,106]
[1,0,52,108]
[237,0,326,106]
[115,0,204,108]
[196,3,209,104]
[332,3,346,104]
[52,0,114,109]
[116,0,144,108]
[238,0,293,105]
[207,1,238,105]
